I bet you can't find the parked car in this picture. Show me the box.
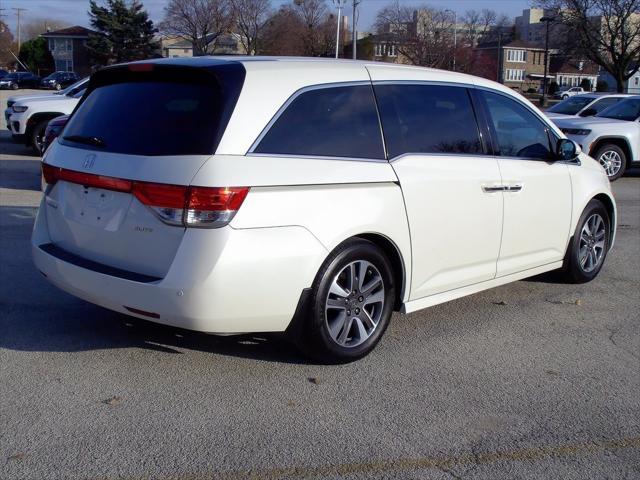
[42,115,69,152]
[5,77,88,130]
[8,87,85,153]
[40,71,80,90]
[555,86,585,100]
[0,72,41,90]
[545,93,629,119]
[33,58,616,362]
[553,96,640,181]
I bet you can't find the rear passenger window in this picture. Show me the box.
[481,91,553,160]
[374,84,482,158]
[254,85,385,159]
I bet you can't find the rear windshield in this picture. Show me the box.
[61,65,244,156]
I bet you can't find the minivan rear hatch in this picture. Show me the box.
[41,61,245,279]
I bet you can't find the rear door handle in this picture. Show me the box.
[482,185,506,193]
[505,184,523,192]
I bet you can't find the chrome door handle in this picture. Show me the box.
[505,184,523,192]
[482,185,505,193]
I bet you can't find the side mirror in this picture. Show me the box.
[579,108,597,117]
[556,138,579,160]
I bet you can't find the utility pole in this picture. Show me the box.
[352,0,360,60]
[540,16,554,107]
[333,0,347,59]
[13,7,27,52]
[445,9,457,71]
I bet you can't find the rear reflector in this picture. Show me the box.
[42,163,249,228]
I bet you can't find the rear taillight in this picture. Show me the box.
[41,164,249,228]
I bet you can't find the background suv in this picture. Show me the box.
[8,86,86,153]
[553,96,640,180]
[545,93,628,119]
[0,72,41,89]
[33,58,616,362]
[40,71,80,90]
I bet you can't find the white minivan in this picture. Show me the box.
[33,57,616,362]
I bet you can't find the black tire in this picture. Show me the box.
[562,94,569,99]
[593,143,627,181]
[560,199,610,283]
[11,83,18,90]
[30,120,49,154]
[301,238,396,363]
[54,83,61,91]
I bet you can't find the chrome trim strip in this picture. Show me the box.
[246,152,389,164]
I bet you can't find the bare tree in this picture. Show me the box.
[261,6,305,55]
[23,18,71,41]
[293,0,335,57]
[375,1,455,68]
[160,0,234,55]
[230,0,271,54]
[536,0,640,92]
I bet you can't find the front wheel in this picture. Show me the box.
[11,83,18,90]
[302,239,396,363]
[594,144,626,181]
[560,199,610,283]
[30,120,49,155]
[54,83,61,91]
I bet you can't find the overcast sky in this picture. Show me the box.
[2,0,532,40]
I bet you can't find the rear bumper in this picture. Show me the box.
[32,202,328,333]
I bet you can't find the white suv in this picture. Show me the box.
[553,96,640,181]
[33,58,616,362]
[7,79,87,153]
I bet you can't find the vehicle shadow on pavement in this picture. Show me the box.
[0,159,42,191]
[0,205,312,364]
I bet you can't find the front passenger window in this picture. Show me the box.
[481,91,553,160]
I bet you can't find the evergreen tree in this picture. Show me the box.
[87,0,159,67]
[18,37,55,74]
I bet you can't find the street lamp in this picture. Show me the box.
[540,16,555,107]
[333,0,347,59]
[445,9,457,71]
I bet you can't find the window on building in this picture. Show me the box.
[254,85,385,159]
[506,49,526,62]
[505,69,525,82]
[374,84,483,158]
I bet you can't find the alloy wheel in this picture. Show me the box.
[579,213,606,273]
[324,260,385,348]
[598,150,622,178]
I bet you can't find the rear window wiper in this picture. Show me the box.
[63,135,106,148]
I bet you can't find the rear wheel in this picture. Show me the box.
[560,199,610,283]
[54,83,61,91]
[594,143,626,181]
[11,83,18,90]
[302,239,396,363]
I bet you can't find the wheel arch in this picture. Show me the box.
[25,112,66,141]
[589,137,632,166]
[353,233,407,311]
[592,192,616,247]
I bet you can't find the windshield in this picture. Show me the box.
[548,96,594,114]
[596,98,640,121]
[44,73,61,80]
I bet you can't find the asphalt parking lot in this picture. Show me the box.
[0,89,639,480]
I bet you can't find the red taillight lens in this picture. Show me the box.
[41,164,249,228]
[188,187,249,211]
[133,182,187,209]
